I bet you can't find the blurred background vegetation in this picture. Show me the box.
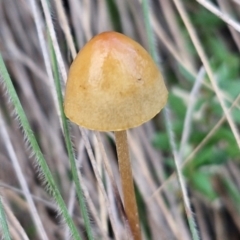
[0,0,240,239]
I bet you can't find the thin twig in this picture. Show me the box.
[196,0,240,33]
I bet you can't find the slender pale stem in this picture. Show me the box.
[115,130,142,240]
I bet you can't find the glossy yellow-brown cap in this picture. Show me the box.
[64,31,168,131]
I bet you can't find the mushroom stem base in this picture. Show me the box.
[115,130,141,240]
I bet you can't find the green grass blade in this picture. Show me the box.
[141,0,160,66]
[0,196,11,240]
[0,54,81,239]
[49,36,94,240]
[141,1,201,240]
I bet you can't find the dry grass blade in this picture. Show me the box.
[185,95,240,163]
[53,0,77,58]
[1,0,240,239]
[179,66,205,161]
[95,132,130,235]
[39,0,67,82]
[164,106,200,240]
[196,0,240,32]
[1,197,29,240]
[128,132,184,240]
[0,111,48,240]
[173,0,240,149]
[217,0,240,51]
[79,128,123,240]
[151,93,240,199]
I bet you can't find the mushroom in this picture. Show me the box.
[64,31,168,240]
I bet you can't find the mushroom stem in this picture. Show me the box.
[115,130,142,240]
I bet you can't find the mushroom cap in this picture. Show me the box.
[64,31,168,131]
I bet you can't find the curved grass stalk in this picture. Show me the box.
[163,108,201,240]
[141,1,201,240]
[0,54,81,240]
[0,196,11,240]
[49,36,94,240]
[0,109,48,240]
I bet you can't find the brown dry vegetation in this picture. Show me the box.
[1,0,240,240]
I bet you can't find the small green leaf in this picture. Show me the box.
[191,8,223,30]
[219,79,240,100]
[152,133,170,151]
[189,171,217,201]
[168,94,187,119]
[186,146,228,170]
